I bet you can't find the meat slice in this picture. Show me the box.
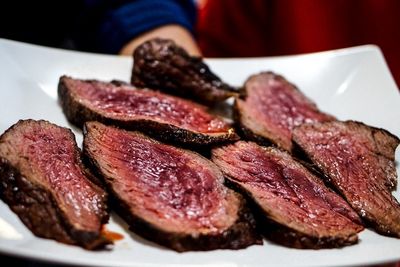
[131,38,237,104]
[235,72,335,152]
[212,141,363,249]
[83,121,262,252]
[292,120,400,237]
[58,76,238,146]
[0,120,109,249]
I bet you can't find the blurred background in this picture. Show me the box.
[0,0,399,86]
[198,0,400,89]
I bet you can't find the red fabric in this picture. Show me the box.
[197,0,400,86]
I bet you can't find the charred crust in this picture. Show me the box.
[223,177,359,249]
[291,141,335,185]
[232,98,276,148]
[0,158,109,250]
[112,191,262,252]
[0,120,110,249]
[292,120,400,238]
[261,218,358,249]
[131,38,238,105]
[234,72,336,152]
[82,131,262,252]
[236,123,275,148]
[292,120,400,191]
[58,76,239,147]
[293,135,400,238]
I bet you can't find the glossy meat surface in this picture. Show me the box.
[236,72,335,151]
[212,141,363,248]
[0,120,109,249]
[63,76,229,133]
[293,120,400,237]
[83,122,261,251]
[59,76,238,146]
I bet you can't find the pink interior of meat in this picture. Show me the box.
[213,141,362,235]
[293,124,400,229]
[6,122,104,231]
[67,78,230,133]
[240,74,334,146]
[86,123,235,233]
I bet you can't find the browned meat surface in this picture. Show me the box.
[212,141,363,249]
[0,120,109,249]
[293,120,400,237]
[58,76,238,146]
[131,38,237,104]
[83,122,262,252]
[235,72,335,152]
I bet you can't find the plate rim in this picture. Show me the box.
[0,38,399,267]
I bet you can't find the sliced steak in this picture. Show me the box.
[0,120,109,249]
[131,38,237,104]
[58,76,238,146]
[235,72,335,152]
[83,121,262,252]
[292,120,400,237]
[212,141,363,249]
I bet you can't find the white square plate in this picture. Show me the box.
[0,39,399,267]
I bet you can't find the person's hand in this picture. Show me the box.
[119,24,201,56]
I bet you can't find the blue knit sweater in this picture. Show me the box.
[96,0,196,53]
[0,0,196,54]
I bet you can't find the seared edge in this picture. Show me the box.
[58,76,239,146]
[0,120,110,249]
[233,98,276,147]
[212,143,363,249]
[111,189,261,252]
[131,38,237,104]
[82,123,262,252]
[292,120,400,237]
[234,71,335,152]
[222,170,360,249]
